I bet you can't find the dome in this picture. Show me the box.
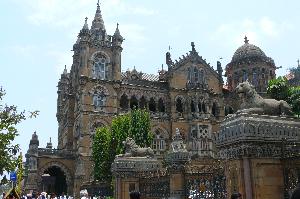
[231,36,267,63]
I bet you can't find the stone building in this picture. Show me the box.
[24,2,280,197]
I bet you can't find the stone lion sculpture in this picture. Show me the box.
[236,81,293,116]
[120,137,154,158]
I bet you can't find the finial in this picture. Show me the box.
[244,36,249,44]
[297,59,300,67]
[85,17,88,23]
[191,42,195,51]
[117,23,119,28]
[97,0,100,6]
[64,65,66,70]
[161,64,164,70]
[50,137,52,143]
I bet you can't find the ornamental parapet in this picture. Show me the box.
[38,148,75,159]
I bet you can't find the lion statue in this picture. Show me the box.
[120,137,154,158]
[236,81,293,116]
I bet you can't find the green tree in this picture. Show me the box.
[130,109,152,147]
[288,86,300,117]
[92,127,112,181]
[267,76,289,100]
[92,109,153,181]
[0,87,38,184]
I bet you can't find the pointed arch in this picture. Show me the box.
[149,97,156,112]
[130,95,138,109]
[158,98,165,112]
[120,94,129,110]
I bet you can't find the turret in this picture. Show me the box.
[217,61,223,84]
[112,23,124,47]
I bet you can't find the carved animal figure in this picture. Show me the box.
[122,137,154,158]
[236,81,293,116]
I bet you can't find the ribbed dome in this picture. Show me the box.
[231,37,267,63]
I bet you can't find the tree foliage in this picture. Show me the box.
[267,77,300,117]
[92,127,111,181]
[92,109,153,181]
[288,86,300,117]
[267,76,289,100]
[0,87,38,184]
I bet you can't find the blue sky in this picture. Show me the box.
[0,0,300,154]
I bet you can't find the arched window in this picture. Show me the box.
[149,98,156,112]
[198,102,202,113]
[194,68,199,82]
[93,54,108,80]
[191,100,195,112]
[152,129,166,154]
[176,98,183,113]
[243,70,247,82]
[158,98,165,112]
[130,96,138,110]
[252,69,258,86]
[199,69,204,83]
[202,102,206,113]
[139,96,147,109]
[187,68,191,81]
[212,102,218,117]
[120,94,129,110]
[93,93,106,108]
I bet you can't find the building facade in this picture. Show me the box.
[24,2,278,196]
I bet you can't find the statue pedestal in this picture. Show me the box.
[112,157,160,199]
[216,113,300,199]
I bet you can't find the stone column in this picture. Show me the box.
[243,158,253,199]
[169,168,186,199]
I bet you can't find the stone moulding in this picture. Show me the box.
[111,157,162,178]
[216,113,300,159]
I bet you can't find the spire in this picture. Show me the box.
[91,1,105,31]
[63,65,67,75]
[244,36,249,44]
[191,42,196,52]
[113,23,124,42]
[83,17,89,30]
[297,59,300,67]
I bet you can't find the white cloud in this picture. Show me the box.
[20,0,155,28]
[211,17,292,47]
[46,50,73,75]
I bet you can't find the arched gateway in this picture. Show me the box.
[38,161,73,196]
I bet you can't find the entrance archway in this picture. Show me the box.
[42,166,67,196]
[38,161,73,196]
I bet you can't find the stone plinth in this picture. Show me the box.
[216,113,300,199]
[216,113,300,159]
[112,157,160,199]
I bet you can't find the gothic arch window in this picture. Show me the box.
[152,129,167,154]
[212,102,218,117]
[149,97,156,112]
[187,68,191,81]
[199,69,204,83]
[191,100,196,112]
[176,98,184,113]
[130,96,138,110]
[202,102,206,113]
[242,70,248,82]
[93,54,108,80]
[252,68,258,86]
[139,96,147,109]
[120,94,129,110]
[225,106,234,116]
[198,101,202,113]
[194,68,199,82]
[93,92,106,108]
[158,98,165,112]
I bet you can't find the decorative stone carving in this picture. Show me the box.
[118,137,154,158]
[236,81,293,115]
[216,113,300,159]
